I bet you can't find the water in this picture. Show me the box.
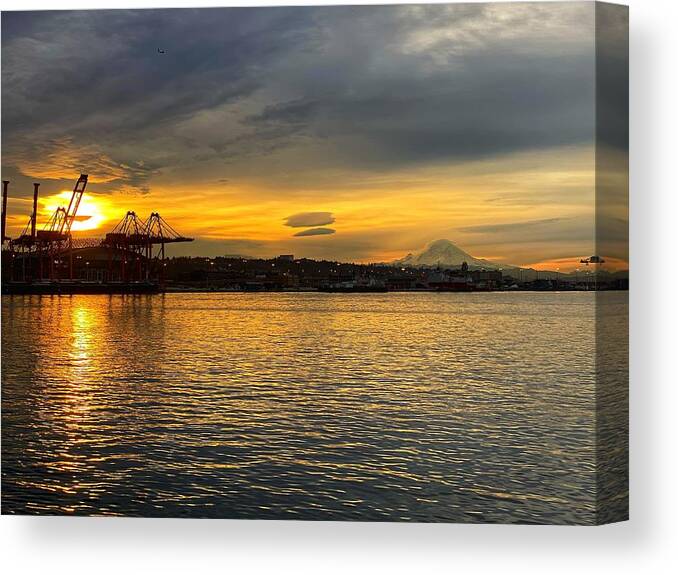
[1,292,627,523]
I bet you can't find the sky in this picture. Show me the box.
[1,3,628,270]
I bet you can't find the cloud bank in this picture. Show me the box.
[1,4,601,193]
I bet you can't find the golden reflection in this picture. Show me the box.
[32,298,105,472]
[68,304,94,389]
[1,292,614,520]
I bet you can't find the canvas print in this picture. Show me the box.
[1,2,628,524]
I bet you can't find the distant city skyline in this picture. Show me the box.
[1,4,628,270]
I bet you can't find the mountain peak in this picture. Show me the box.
[392,239,504,269]
[427,239,457,248]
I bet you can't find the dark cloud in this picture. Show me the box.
[1,3,609,191]
[596,3,629,152]
[1,7,318,190]
[293,227,336,237]
[239,3,602,169]
[284,212,335,227]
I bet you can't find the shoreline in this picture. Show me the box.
[1,285,627,296]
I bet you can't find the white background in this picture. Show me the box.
[0,0,676,573]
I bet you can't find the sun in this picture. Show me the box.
[43,191,111,233]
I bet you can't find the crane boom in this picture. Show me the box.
[60,174,88,235]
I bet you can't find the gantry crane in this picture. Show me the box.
[145,212,193,285]
[38,174,88,280]
[10,175,88,280]
[2,172,193,287]
[36,174,88,243]
[103,211,149,282]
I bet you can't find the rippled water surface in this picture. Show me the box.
[2,292,626,523]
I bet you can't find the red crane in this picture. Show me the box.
[4,173,194,286]
[35,174,88,280]
[145,212,193,286]
[62,174,88,235]
[30,174,88,244]
[103,211,150,282]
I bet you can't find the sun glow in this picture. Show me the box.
[43,191,111,232]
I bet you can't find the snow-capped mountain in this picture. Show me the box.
[391,239,510,270]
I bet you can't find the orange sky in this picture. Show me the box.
[1,4,628,272]
[2,144,609,271]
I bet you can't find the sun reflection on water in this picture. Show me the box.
[2,292,627,523]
